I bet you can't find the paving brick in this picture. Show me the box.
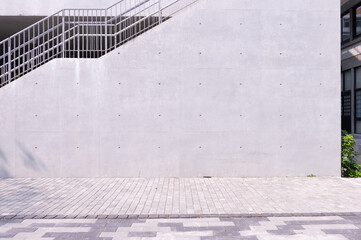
[128,231,157,237]
[0,178,360,239]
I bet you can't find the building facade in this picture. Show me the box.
[341,0,361,155]
[0,0,340,177]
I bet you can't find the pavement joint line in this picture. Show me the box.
[1,212,361,220]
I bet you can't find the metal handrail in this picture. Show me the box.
[0,10,63,46]
[107,0,128,10]
[114,1,159,28]
[7,23,63,54]
[107,0,150,23]
[0,0,197,87]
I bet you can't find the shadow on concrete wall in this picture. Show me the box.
[0,148,11,178]
[0,142,47,178]
[16,141,46,172]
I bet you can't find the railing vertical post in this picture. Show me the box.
[31,48,34,70]
[77,10,80,58]
[62,10,65,58]
[114,7,117,47]
[105,9,108,54]
[158,0,162,24]
[7,39,11,83]
[77,26,80,58]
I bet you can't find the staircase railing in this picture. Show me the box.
[0,0,198,88]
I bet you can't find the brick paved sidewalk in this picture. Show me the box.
[0,177,361,219]
[1,215,361,240]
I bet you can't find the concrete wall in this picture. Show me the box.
[0,0,341,177]
[0,0,178,16]
[0,0,116,16]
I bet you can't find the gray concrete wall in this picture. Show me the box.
[0,0,179,16]
[0,0,116,16]
[0,0,341,177]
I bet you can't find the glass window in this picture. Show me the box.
[356,91,361,133]
[344,70,352,91]
[342,12,351,43]
[342,70,352,133]
[356,68,361,133]
[343,94,351,117]
[356,67,361,88]
[356,91,361,118]
[356,6,361,36]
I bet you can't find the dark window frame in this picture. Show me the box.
[342,72,352,118]
[342,11,352,44]
[353,3,361,39]
[355,68,361,133]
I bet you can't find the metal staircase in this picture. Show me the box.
[0,0,195,88]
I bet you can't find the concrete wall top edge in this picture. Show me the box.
[0,0,339,16]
